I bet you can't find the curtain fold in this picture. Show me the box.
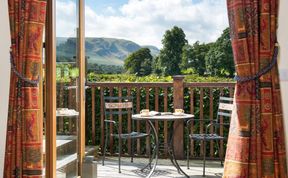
[4,0,46,177]
[224,0,287,177]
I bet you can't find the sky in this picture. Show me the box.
[56,0,229,48]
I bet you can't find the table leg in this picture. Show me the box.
[144,120,159,178]
[168,121,190,178]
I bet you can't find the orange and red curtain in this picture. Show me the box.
[224,0,287,177]
[4,0,46,177]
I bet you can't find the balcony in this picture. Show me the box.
[53,76,235,177]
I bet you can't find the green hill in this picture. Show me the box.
[56,37,160,66]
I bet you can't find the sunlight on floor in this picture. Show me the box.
[98,157,223,178]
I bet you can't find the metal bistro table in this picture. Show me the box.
[132,113,194,178]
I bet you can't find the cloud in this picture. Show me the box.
[56,0,77,37]
[104,6,117,14]
[57,0,229,48]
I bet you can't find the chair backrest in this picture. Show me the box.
[216,96,234,123]
[104,96,133,116]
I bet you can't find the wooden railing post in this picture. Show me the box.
[173,75,185,159]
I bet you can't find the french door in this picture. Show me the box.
[45,0,85,177]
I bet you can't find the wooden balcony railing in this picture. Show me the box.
[85,77,235,160]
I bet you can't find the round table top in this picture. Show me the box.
[132,113,194,121]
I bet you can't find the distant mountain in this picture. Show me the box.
[56,37,160,66]
[56,37,68,46]
[142,45,161,57]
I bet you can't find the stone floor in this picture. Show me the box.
[97,157,223,178]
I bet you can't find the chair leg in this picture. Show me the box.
[119,139,122,173]
[187,137,190,169]
[131,138,134,163]
[216,140,223,166]
[203,140,206,177]
[102,124,109,166]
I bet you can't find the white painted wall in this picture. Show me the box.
[278,0,288,163]
[0,0,10,176]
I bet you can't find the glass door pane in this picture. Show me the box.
[55,0,79,177]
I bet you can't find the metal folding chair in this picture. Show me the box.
[186,96,234,177]
[101,96,150,173]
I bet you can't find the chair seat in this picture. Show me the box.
[189,133,224,140]
[111,131,149,139]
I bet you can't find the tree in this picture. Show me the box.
[152,56,162,75]
[124,48,153,76]
[181,42,212,75]
[158,26,188,75]
[205,28,235,77]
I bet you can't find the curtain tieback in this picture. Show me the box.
[234,43,279,83]
[10,50,40,86]
[9,0,39,87]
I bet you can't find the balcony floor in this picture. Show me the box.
[98,157,223,178]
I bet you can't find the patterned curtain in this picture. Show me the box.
[223,0,287,177]
[4,0,46,177]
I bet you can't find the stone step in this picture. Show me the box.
[43,135,78,177]
[43,135,77,159]
[43,138,98,177]
[43,154,78,178]
[57,153,78,169]
[56,135,77,159]
[56,153,78,177]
